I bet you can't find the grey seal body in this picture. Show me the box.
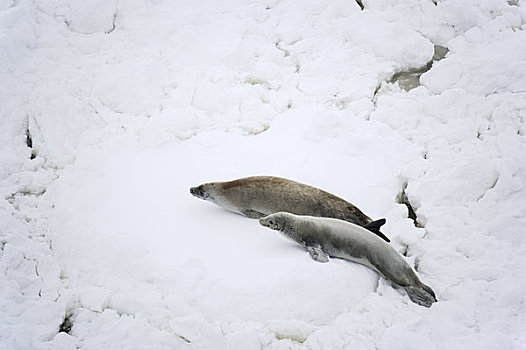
[259,212,436,308]
[190,176,389,242]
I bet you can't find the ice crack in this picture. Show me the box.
[373,45,448,100]
[25,121,36,160]
[275,41,301,73]
[105,13,117,34]
[396,181,423,229]
[355,0,364,10]
[59,312,74,334]
[387,45,448,92]
[476,174,499,202]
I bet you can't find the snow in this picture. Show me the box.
[1,0,525,349]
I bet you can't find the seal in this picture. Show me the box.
[190,176,389,242]
[259,212,437,307]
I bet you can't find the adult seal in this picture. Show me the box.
[190,176,389,242]
[259,212,437,307]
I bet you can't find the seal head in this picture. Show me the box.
[190,185,211,200]
[259,213,295,236]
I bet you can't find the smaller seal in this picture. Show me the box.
[259,212,437,307]
[190,176,389,242]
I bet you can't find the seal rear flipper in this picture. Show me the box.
[404,282,437,308]
[364,219,390,243]
[306,245,329,263]
[242,209,265,219]
[364,218,386,231]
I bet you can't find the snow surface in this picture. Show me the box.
[1,0,526,349]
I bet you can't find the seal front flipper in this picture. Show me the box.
[364,219,390,243]
[306,245,329,263]
[242,209,265,219]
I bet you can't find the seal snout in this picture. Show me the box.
[189,186,199,196]
[259,216,280,230]
[190,186,208,199]
[259,217,270,227]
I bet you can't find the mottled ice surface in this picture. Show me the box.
[1,0,525,349]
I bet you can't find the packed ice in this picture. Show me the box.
[1,0,525,349]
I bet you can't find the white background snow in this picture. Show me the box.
[1,0,526,349]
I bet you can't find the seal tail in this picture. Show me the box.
[404,281,437,308]
[363,219,390,243]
